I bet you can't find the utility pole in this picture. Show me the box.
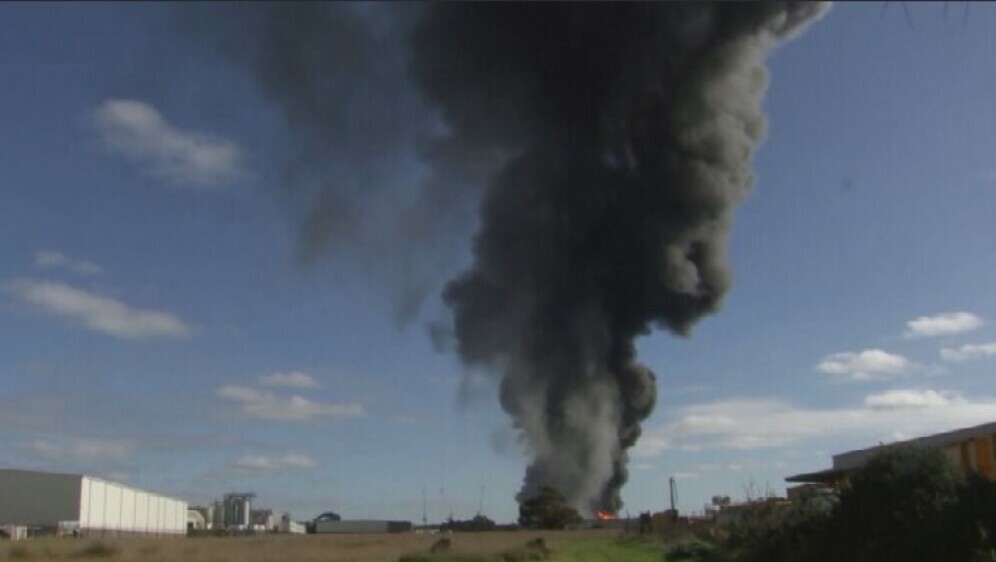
[421,487,427,527]
[669,476,677,513]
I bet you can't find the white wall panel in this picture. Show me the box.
[88,478,107,530]
[135,492,148,534]
[165,501,173,534]
[150,495,161,533]
[120,487,135,531]
[80,478,91,527]
[105,483,122,530]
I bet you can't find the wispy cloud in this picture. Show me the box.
[815,349,911,380]
[863,389,958,410]
[904,312,984,338]
[35,250,103,275]
[230,453,319,475]
[257,371,319,389]
[28,439,130,463]
[5,279,190,339]
[94,99,247,188]
[216,385,363,422]
[940,342,996,363]
[634,389,996,457]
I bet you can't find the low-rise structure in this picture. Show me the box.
[313,520,412,534]
[786,420,996,489]
[0,469,186,537]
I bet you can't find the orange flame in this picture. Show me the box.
[595,510,616,521]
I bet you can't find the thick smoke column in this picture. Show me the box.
[413,3,827,513]
[182,1,826,514]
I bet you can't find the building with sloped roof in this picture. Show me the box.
[786,421,996,488]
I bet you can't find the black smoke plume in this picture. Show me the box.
[413,3,826,513]
[181,2,827,514]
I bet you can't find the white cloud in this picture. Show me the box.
[216,385,363,422]
[904,312,984,338]
[815,349,911,380]
[633,389,996,458]
[35,250,103,275]
[231,453,318,474]
[5,279,190,339]
[257,371,319,389]
[94,99,247,188]
[863,389,959,410]
[28,439,130,462]
[940,342,996,363]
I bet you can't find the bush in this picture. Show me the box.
[828,445,969,562]
[727,445,996,562]
[725,498,829,562]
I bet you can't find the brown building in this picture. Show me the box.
[786,421,996,490]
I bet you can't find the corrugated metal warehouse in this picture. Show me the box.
[0,469,187,537]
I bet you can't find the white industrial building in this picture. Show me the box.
[0,469,187,537]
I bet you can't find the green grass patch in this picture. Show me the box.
[550,537,661,562]
[7,545,32,560]
[72,541,118,559]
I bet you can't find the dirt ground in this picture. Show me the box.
[1,528,629,562]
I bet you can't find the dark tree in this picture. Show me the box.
[441,514,497,532]
[830,445,968,562]
[518,486,583,530]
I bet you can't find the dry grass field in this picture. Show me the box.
[0,529,670,562]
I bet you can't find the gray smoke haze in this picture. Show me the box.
[181,2,827,514]
[178,3,500,323]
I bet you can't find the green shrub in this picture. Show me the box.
[726,445,996,562]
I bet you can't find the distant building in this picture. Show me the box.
[221,493,255,530]
[189,504,215,530]
[1,525,28,541]
[786,420,996,489]
[187,509,206,531]
[280,514,306,535]
[251,508,281,532]
[313,520,412,534]
[0,469,186,537]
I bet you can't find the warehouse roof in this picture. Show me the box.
[786,420,996,484]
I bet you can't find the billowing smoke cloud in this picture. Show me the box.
[182,2,827,514]
[412,3,827,513]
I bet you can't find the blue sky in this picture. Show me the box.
[2,2,996,523]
